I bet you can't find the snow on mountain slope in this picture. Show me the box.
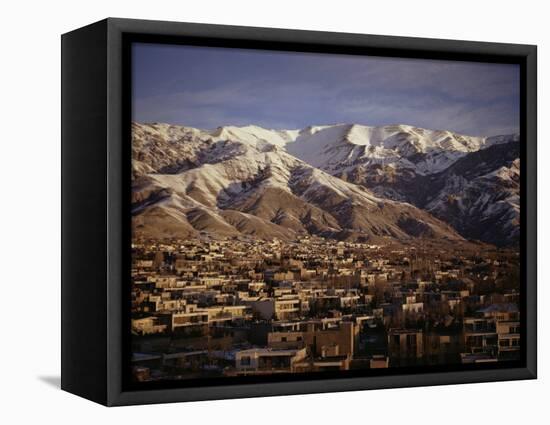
[286,123,500,176]
[211,125,299,148]
[133,121,517,179]
[424,144,520,246]
[132,122,302,179]
[301,124,521,247]
[132,122,212,178]
[131,122,465,244]
[131,121,519,246]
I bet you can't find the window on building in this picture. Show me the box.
[240,356,251,366]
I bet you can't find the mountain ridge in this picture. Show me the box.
[131,121,519,247]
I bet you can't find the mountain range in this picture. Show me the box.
[131,122,520,247]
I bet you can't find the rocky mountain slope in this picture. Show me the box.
[132,122,519,246]
[131,122,464,244]
[284,124,520,246]
[424,142,520,246]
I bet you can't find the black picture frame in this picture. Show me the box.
[61,17,537,406]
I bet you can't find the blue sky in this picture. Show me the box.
[132,43,520,137]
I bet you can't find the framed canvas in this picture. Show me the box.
[61,18,537,406]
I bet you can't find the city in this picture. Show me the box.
[131,235,520,382]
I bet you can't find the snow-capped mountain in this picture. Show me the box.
[286,123,516,176]
[424,142,520,246]
[283,123,520,246]
[132,121,519,246]
[132,122,464,244]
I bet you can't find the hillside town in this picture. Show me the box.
[130,236,520,382]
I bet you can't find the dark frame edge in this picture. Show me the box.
[108,366,535,406]
[105,17,536,55]
[524,44,537,379]
[61,18,110,406]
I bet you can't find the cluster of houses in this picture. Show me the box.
[131,236,520,381]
